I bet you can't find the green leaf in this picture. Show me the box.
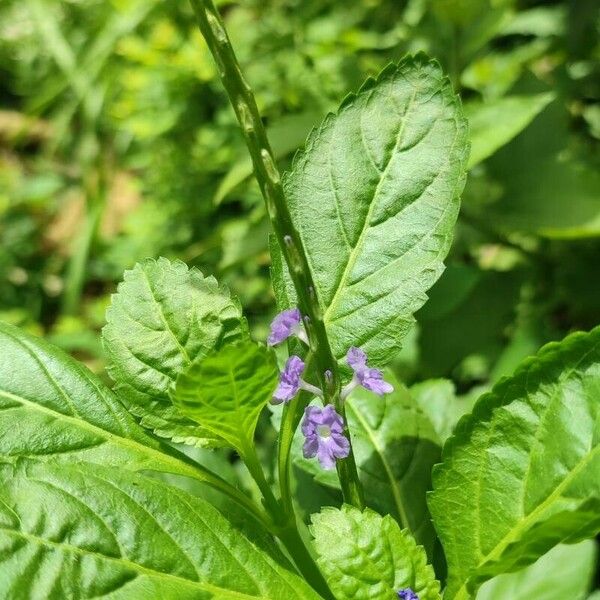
[0,320,261,518]
[172,341,278,453]
[103,257,247,447]
[273,55,469,367]
[0,461,320,599]
[477,540,597,600]
[346,376,441,556]
[410,379,476,443]
[481,101,600,238]
[429,326,600,600]
[466,93,554,168]
[311,505,441,600]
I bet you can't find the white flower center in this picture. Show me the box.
[317,425,331,438]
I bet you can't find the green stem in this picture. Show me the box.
[277,524,336,600]
[240,437,281,518]
[164,442,272,530]
[241,439,335,599]
[189,0,364,509]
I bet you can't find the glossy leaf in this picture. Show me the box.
[273,55,469,367]
[466,93,554,168]
[0,320,210,483]
[0,461,320,599]
[429,326,600,599]
[311,505,441,600]
[172,341,279,453]
[103,258,246,446]
[477,541,597,600]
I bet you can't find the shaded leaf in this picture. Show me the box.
[311,505,441,600]
[477,540,597,600]
[273,55,469,368]
[103,257,246,446]
[429,326,600,599]
[172,341,279,453]
[346,376,441,556]
[466,93,554,168]
[410,378,476,443]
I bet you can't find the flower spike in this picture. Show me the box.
[397,589,419,600]
[301,405,350,469]
[267,308,308,346]
[341,346,394,399]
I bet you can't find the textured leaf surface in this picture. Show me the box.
[0,321,211,483]
[274,55,469,367]
[311,506,440,600]
[173,341,278,453]
[103,258,246,446]
[429,327,600,599]
[477,541,597,600]
[466,93,554,168]
[0,461,320,600]
[346,376,440,556]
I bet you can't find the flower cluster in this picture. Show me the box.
[268,308,393,470]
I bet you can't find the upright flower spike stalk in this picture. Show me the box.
[189,0,364,508]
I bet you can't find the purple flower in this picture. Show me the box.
[268,308,307,346]
[272,356,305,404]
[341,346,394,398]
[301,405,350,469]
[397,589,419,600]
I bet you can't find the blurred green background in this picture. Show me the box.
[0,0,599,403]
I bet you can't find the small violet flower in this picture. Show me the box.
[272,356,305,404]
[272,356,323,405]
[267,308,308,346]
[341,346,394,399]
[302,404,350,469]
[397,589,419,600]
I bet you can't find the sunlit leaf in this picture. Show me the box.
[273,55,469,368]
[103,258,247,446]
[429,326,600,599]
[311,505,441,600]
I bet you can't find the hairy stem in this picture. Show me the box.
[189,0,364,509]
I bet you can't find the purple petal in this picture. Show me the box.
[267,308,301,346]
[272,355,305,404]
[301,404,349,470]
[346,346,367,371]
[301,406,321,435]
[358,368,394,396]
[302,435,319,459]
[397,589,419,600]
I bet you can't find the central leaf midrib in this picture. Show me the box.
[0,527,267,600]
[0,388,206,484]
[322,84,420,324]
[347,400,410,529]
